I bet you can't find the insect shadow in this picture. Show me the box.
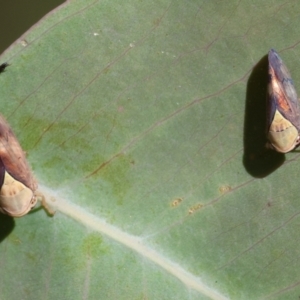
[0,164,14,243]
[0,213,15,243]
[243,54,284,177]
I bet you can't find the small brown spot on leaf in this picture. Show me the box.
[171,197,183,207]
[20,39,28,47]
[188,203,203,214]
[219,185,232,194]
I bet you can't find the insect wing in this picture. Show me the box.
[268,49,300,130]
[267,49,300,152]
[0,115,37,191]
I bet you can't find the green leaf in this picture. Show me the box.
[1,1,300,299]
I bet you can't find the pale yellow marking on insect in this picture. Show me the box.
[0,171,37,217]
[0,172,54,217]
[268,110,299,153]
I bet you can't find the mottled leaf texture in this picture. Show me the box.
[0,1,300,299]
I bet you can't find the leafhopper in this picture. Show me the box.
[0,114,38,217]
[267,49,300,153]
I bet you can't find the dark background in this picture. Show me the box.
[0,0,64,55]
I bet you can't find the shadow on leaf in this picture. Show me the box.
[243,54,284,177]
[0,213,15,243]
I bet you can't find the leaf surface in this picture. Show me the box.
[0,1,299,299]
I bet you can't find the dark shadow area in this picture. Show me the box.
[0,162,14,243]
[0,214,15,243]
[0,0,65,55]
[243,54,285,177]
